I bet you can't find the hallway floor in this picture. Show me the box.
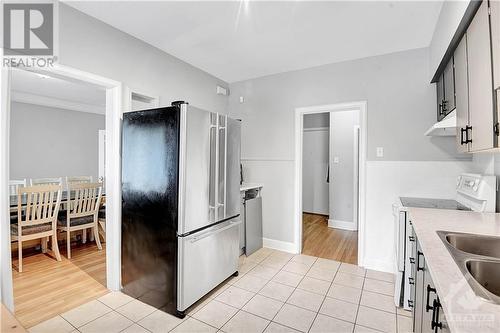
[302,213,358,265]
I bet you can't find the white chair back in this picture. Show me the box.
[30,177,63,186]
[67,182,103,218]
[66,176,93,186]
[9,179,27,196]
[17,184,62,229]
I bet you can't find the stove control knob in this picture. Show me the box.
[473,185,479,192]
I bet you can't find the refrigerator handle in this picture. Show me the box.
[209,120,217,220]
[218,115,227,217]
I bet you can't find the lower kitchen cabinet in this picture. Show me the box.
[410,231,450,332]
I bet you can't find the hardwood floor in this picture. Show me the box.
[302,213,358,264]
[11,242,107,328]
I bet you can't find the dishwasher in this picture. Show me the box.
[243,188,263,256]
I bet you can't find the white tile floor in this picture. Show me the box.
[28,248,412,333]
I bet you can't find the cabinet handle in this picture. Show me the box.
[439,100,448,115]
[407,300,414,308]
[465,125,472,144]
[409,257,415,264]
[431,299,443,332]
[408,236,415,242]
[417,251,425,271]
[409,277,415,285]
[426,284,437,312]
[460,127,467,145]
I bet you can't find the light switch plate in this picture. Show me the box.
[376,147,384,158]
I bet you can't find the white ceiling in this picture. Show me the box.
[66,1,443,83]
[11,69,106,114]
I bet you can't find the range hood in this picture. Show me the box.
[424,110,457,136]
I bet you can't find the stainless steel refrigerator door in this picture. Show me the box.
[178,105,215,235]
[177,218,241,311]
[224,117,241,219]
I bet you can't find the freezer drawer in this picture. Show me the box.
[177,218,241,311]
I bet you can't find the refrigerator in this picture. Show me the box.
[121,101,241,317]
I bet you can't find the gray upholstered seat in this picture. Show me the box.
[11,223,52,236]
[58,215,94,227]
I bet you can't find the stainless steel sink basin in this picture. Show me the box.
[445,233,500,259]
[466,260,500,302]
[437,231,500,304]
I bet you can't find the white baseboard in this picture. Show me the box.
[328,219,357,231]
[263,238,298,254]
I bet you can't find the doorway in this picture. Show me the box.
[294,102,367,266]
[0,65,123,327]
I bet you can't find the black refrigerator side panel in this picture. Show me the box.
[121,107,180,314]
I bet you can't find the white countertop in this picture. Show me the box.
[408,208,500,333]
[240,183,263,192]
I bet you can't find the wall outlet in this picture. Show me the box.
[239,96,245,103]
[333,157,340,163]
[376,147,384,158]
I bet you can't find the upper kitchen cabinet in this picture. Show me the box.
[443,60,456,114]
[466,0,495,151]
[436,60,455,122]
[491,0,500,90]
[454,35,470,153]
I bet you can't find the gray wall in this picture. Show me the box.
[230,47,470,163]
[229,47,471,246]
[428,1,469,78]
[58,3,228,114]
[329,110,359,224]
[10,102,105,181]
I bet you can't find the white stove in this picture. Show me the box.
[393,173,497,310]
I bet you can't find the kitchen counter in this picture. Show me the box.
[408,207,500,333]
[240,183,263,192]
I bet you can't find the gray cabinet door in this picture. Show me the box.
[414,240,426,333]
[436,75,445,121]
[454,35,470,153]
[443,60,456,113]
[421,260,437,333]
[467,0,495,151]
[491,0,500,90]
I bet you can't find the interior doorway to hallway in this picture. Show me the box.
[300,110,360,264]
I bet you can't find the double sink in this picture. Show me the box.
[437,231,500,304]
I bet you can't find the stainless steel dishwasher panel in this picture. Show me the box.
[177,219,241,311]
[245,196,263,255]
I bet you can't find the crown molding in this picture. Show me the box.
[11,90,105,115]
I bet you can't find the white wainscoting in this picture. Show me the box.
[363,160,474,273]
[243,158,474,273]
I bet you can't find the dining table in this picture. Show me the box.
[9,192,106,214]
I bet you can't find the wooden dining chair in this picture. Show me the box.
[11,184,62,272]
[65,176,94,243]
[58,182,103,259]
[9,179,27,195]
[65,176,93,185]
[30,177,62,186]
[9,179,27,223]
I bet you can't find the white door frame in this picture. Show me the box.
[0,64,123,312]
[294,101,367,266]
